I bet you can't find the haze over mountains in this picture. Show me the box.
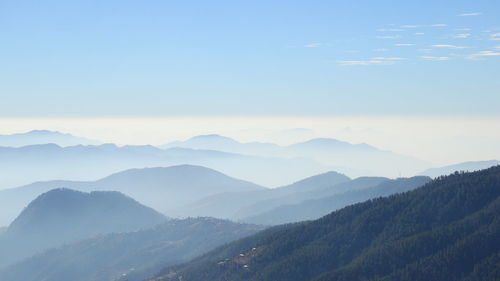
[0,130,100,147]
[163,134,431,178]
[0,130,435,189]
[0,165,264,226]
[0,188,167,268]
[0,217,263,281]
[420,160,500,178]
[0,129,498,281]
[150,166,500,281]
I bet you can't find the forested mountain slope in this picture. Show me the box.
[151,166,500,281]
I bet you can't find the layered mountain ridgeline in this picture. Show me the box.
[177,171,351,219]
[0,130,101,147]
[243,176,431,225]
[420,160,500,178]
[178,174,429,224]
[162,134,430,178]
[0,165,264,226]
[0,188,166,268]
[0,142,333,189]
[151,166,500,281]
[0,218,264,281]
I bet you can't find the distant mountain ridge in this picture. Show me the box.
[243,176,432,225]
[0,188,166,268]
[0,130,101,147]
[420,160,500,178]
[0,142,334,188]
[163,134,430,178]
[0,165,265,227]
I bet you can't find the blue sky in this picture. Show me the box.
[1,0,499,117]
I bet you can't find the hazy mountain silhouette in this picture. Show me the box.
[0,130,100,147]
[163,135,430,178]
[0,217,264,281]
[420,160,500,178]
[231,176,389,220]
[150,166,500,281]
[0,188,166,268]
[0,165,264,227]
[175,171,351,219]
[243,176,431,225]
[0,143,334,188]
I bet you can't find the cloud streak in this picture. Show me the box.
[337,57,405,66]
[432,44,467,49]
[421,56,450,61]
[457,12,482,17]
[466,50,500,59]
[304,43,321,48]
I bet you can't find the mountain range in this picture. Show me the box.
[0,165,264,227]
[163,134,431,178]
[0,142,333,188]
[0,130,101,147]
[150,166,500,281]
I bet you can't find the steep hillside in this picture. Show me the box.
[0,218,264,281]
[151,166,500,281]
[0,189,166,268]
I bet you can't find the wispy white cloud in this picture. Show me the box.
[401,25,419,28]
[457,12,482,17]
[494,46,500,51]
[453,33,471,39]
[432,44,467,49]
[376,35,400,39]
[304,43,321,48]
[415,32,425,35]
[417,48,433,52]
[431,24,447,27]
[377,28,404,32]
[337,57,405,66]
[395,43,415,46]
[455,28,472,31]
[421,56,450,61]
[372,57,406,61]
[337,60,385,66]
[491,33,500,41]
[373,48,389,52]
[466,50,500,59]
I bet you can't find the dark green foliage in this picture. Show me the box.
[151,166,500,281]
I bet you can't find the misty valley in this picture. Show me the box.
[0,130,498,281]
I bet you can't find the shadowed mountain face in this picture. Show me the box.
[242,176,432,225]
[0,218,264,281]
[162,135,430,178]
[0,130,100,147]
[174,171,351,219]
[150,166,500,281]
[0,188,166,268]
[0,165,265,227]
[420,160,500,178]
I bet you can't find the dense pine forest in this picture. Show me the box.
[151,166,500,281]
